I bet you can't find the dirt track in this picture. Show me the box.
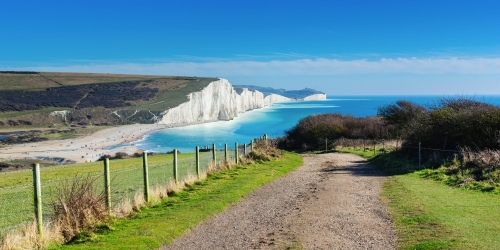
[161,152,397,249]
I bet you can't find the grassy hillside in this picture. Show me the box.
[0,72,217,129]
[0,72,172,90]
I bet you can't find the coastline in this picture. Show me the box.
[0,124,165,164]
[0,79,328,165]
[0,119,221,164]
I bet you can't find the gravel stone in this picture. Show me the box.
[161,153,397,249]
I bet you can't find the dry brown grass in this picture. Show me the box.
[39,72,171,86]
[0,141,276,249]
[51,175,109,242]
[0,221,62,250]
[248,139,284,162]
[0,73,59,90]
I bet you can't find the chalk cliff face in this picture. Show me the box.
[157,78,325,125]
[302,93,327,100]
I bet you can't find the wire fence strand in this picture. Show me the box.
[0,142,254,236]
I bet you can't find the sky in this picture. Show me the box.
[1,0,500,95]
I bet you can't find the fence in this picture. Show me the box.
[315,137,399,154]
[320,137,500,171]
[0,140,255,237]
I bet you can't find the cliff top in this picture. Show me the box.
[234,85,324,99]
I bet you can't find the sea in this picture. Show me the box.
[129,95,500,153]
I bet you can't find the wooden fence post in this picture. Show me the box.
[325,138,328,151]
[244,143,247,156]
[235,142,239,164]
[195,146,200,179]
[142,152,150,203]
[212,143,216,165]
[173,149,178,183]
[224,144,228,163]
[33,163,43,237]
[104,158,111,215]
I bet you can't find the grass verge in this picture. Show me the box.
[337,147,500,249]
[48,152,302,249]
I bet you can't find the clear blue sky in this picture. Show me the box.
[1,0,500,95]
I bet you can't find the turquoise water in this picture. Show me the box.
[132,95,500,153]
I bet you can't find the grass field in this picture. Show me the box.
[0,72,170,90]
[0,153,200,188]
[0,72,217,127]
[43,152,302,249]
[0,151,216,235]
[337,147,500,249]
[0,73,59,90]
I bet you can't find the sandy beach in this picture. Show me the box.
[0,124,169,164]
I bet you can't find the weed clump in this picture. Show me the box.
[247,139,283,162]
[51,174,109,241]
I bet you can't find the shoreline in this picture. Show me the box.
[1,123,171,164]
[0,120,220,164]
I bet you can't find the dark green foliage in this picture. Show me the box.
[0,81,158,112]
[377,100,426,137]
[380,98,500,150]
[279,113,390,150]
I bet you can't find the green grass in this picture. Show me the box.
[0,152,210,233]
[384,173,500,249]
[0,107,72,119]
[0,73,217,127]
[0,72,170,90]
[48,152,302,249]
[124,77,216,111]
[336,147,500,249]
[0,153,200,188]
[0,73,59,90]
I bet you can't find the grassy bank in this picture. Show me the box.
[338,148,500,249]
[49,152,302,249]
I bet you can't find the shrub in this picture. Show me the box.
[279,113,390,150]
[377,100,427,138]
[51,175,108,242]
[377,98,500,151]
[248,139,283,162]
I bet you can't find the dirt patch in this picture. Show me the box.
[161,152,396,249]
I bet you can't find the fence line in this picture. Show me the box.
[323,137,500,169]
[0,137,262,237]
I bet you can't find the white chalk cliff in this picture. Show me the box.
[157,78,326,125]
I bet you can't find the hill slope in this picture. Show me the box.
[0,72,216,127]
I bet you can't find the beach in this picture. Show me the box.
[0,124,167,164]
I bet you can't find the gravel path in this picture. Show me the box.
[161,152,397,249]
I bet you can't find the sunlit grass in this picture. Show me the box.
[50,152,302,249]
[339,147,500,249]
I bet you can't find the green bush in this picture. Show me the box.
[279,113,390,150]
[378,98,500,151]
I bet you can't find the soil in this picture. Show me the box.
[161,152,397,249]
